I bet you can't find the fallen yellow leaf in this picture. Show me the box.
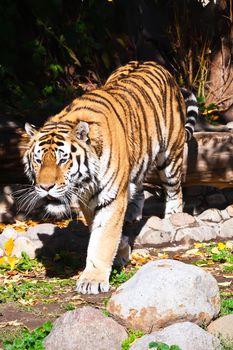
[211,247,220,254]
[7,256,19,269]
[217,242,226,250]
[157,252,169,259]
[4,238,14,256]
[218,281,232,287]
[0,256,8,265]
[194,242,205,249]
[0,256,18,269]
[185,248,200,256]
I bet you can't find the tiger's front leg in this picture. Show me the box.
[76,192,128,294]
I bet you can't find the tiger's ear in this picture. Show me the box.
[75,121,89,142]
[25,123,38,137]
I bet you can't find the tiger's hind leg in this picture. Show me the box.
[157,151,184,218]
[124,183,145,224]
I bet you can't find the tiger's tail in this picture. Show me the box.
[181,88,199,142]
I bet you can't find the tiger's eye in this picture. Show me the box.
[59,158,67,164]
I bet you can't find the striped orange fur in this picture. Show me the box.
[23,61,197,294]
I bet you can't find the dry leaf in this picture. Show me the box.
[0,320,24,328]
[218,281,232,287]
[185,248,199,255]
[211,247,220,254]
[4,238,14,256]
[217,242,226,250]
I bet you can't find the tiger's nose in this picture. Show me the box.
[40,184,55,191]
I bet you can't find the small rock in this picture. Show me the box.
[144,216,174,232]
[226,205,233,217]
[11,236,42,259]
[226,121,233,129]
[134,216,175,246]
[175,224,219,244]
[1,227,18,240]
[170,212,196,226]
[0,227,18,250]
[220,209,231,221]
[130,322,220,350]
[206,193,227,208]
[134,229,171,246]
[207,314,233,341]
[220,218,233,238]
[198,209,222,223]
[107,259,220,333]
[44,306,127,350]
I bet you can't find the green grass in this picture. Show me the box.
[3,321,52,350]
[110,267,138,288]
[0,278,75,304]
[121,329,144,350]
[220,298,233,316]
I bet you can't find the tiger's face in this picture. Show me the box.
[23,121,97,216]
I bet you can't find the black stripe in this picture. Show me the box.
[95,197,115,212]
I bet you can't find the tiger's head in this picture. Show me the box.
[23,121,98,216]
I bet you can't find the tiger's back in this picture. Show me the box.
[23,61,193,295]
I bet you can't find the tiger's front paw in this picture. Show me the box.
[76,271,110,294]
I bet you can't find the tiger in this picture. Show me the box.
[23,61,198,294]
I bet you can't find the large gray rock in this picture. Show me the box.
[44,306,127,350]
[130,322,220,350]
[107,260,220,333]
[207,314,233,340]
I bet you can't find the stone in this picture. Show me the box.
[11,236,42,259]
[206,193,227,208]
[143,216,174,232]
[174,224,219,244]
[220,218,233,238]
[44,306,127,350]
[130,322,220,350]
[0,227,18,250]
[198,209,222,223]
[134,216,175,246]
[107,259,220,333]
[226,205,233,217]
[220,209,231,221]
[1,227,18,240]
[134,229,171,246]
[208,314,233,340]
[27,223,56,240]
[169,212,196,226]
[226,121,233,129]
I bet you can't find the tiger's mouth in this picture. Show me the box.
[43,195,64,206]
